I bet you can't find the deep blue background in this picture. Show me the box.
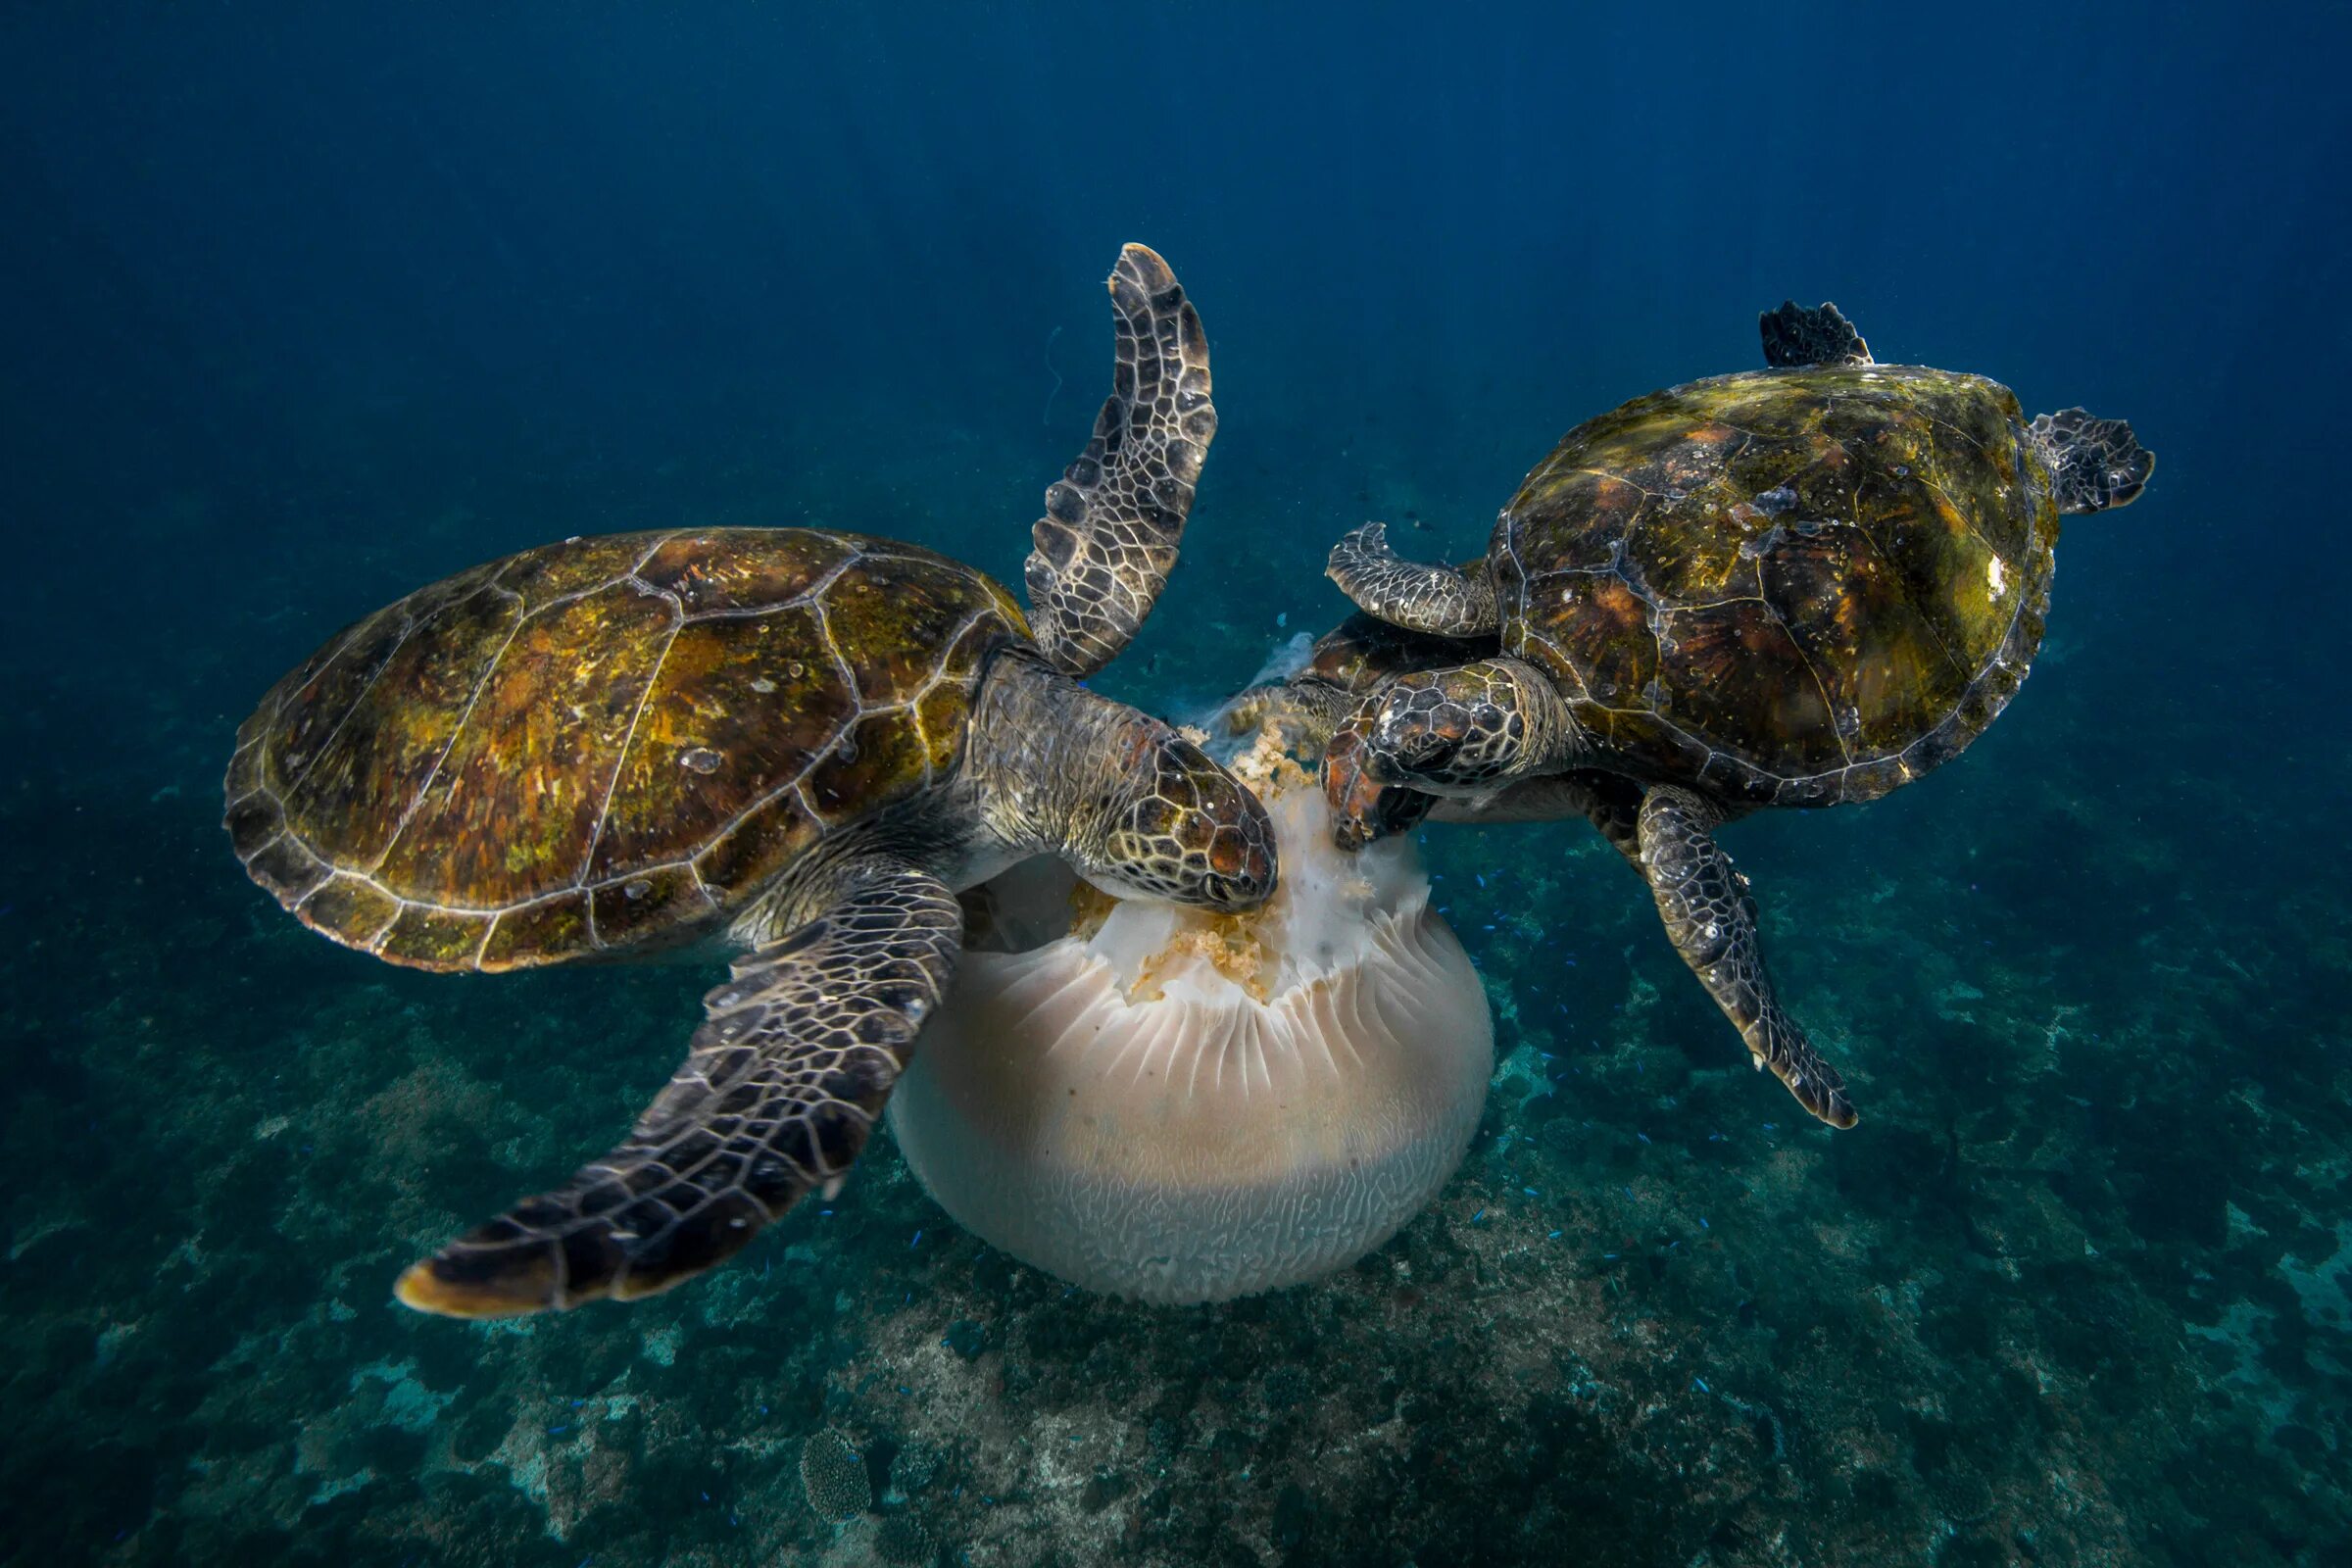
[7,5,2347,710]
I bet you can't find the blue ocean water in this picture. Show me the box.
[3,5,2347,1563]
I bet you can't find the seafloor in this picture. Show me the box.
[5,419,2347,1568]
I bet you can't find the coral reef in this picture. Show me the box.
[4,640,2346,1568]
[799,1428,871,1521]
[2,436,2344,1566]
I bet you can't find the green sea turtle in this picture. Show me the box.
[223,244,1275,1316]
[1312,302,2153,1128]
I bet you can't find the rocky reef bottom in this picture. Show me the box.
[4,609,2347,1567]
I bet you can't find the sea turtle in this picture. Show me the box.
[1313,302,2153,1128]
[223,244,1276,1316]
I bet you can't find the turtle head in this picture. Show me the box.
[973,654,1277,911]
[1078,724,1277,911]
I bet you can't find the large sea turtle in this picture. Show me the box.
[1312,302,2153,1128]
[224,245,1275,1316]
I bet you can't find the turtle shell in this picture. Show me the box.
[224,529,1026,972]
[1495,365,2059,808]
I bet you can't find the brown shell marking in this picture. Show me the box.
[224,529,1026,973]
[1497,365,2059,807]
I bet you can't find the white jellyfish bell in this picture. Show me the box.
[888,700,1494,1305]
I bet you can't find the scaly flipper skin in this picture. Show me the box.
[1758,300,1874,368]
[395,862,960,1316]
[1325,522,1500,637]
[1636,786,1856,1128]
[2031,408,2155,514]
[1024,243,1218,678]
[1321,657,1573,849]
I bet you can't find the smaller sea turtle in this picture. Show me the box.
[1313,303,2153,1127]
[225,245,1275,1314]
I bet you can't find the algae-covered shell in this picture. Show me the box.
[223,528,1025,971]
[1496,364,2059,807]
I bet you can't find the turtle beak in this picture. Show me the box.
[1192,764,1278,909]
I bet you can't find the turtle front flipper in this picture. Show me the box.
[1024,243,1218,678]
[395,862,961,1317]
[2030,408,2154,514]
[1325,522,1500,637]
[1758,300,1874,368]
[1635,786,1858,1129]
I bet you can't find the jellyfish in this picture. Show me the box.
[889,719,1494,1304]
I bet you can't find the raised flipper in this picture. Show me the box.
[1759,300,1874,368]
[1025,243,1218,678]
[1636,786,1856,1128]
[395,862,961,1316]
[2031,408,2154,514]
[1325,522,1500,637]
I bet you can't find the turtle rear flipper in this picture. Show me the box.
[1326,522,1501,637]
[395,861,961,1317]
[2031,408,2154,514]
[1759,300,1874,368]
[1025,243,1218,678]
